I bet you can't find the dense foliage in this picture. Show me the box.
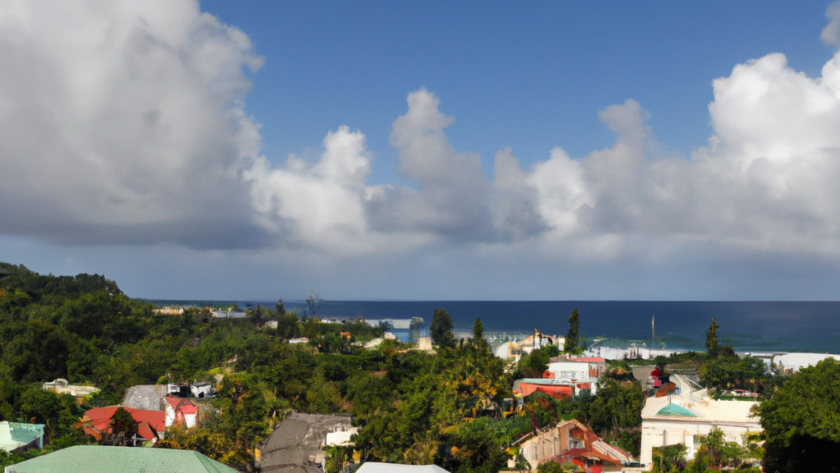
[756,358,840,473]
[651,427,761,473]
[430,308,455,348]
[5,265,821,473]
[0,264,525,472]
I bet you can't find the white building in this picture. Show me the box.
[772,352,840,374]
[324,425,359,447]
[546,356,606,395]
[357,464,450,473]
[164,396,198,429]
[584,345,685,360]
[42,378,99,397]
[189,381,214,398]
[639,389,760,468]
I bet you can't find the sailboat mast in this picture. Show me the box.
[652,315,655,344]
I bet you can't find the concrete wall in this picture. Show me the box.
[640,418,760,467]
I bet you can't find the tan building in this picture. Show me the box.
[514,419,633,471]
[639,389,760,468]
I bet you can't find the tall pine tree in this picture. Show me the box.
[564,309,580,352]
[705,317,721,358]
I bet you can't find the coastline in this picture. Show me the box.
[143,299,840,354]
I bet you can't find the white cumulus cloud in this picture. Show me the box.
[5,0,840,280]
[0,0,265,248]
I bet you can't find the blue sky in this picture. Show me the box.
[2,1,840,301]
[202,1,832,178]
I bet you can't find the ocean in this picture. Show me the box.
[147,300,840,354]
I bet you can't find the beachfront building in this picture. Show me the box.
[772,352,840,374]
[519,330,561,355]
[513,419,634,471]
[213,309,247,318]
[584,345,684,361]
[152,306,184,315]
[639,389,760,468]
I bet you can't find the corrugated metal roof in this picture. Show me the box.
[3,445,238,472]
[258,413,354,471]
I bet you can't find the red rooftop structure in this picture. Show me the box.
[79,406,165,445]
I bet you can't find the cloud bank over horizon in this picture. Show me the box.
[3,0,840,298]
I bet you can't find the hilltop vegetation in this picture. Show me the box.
[7,263,831,472]
[0,264,523,471]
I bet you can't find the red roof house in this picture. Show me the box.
[164,396,199,428]
[515,419,634,471]
[80,406,165,444]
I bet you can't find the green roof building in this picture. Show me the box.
[3,446,238,473]
[655,403,697,417]
[0,422,44,452]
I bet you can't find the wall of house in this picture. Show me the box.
[639,419,760,468]
[521,428,561,470]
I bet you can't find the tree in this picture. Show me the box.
[276,311,301,340]
[705,317,721,358]
[248,305,268,327]
[563,309,580,352]
[430,309,455,348]
[699,354,766,392]
[537,460,575,473]
[588,378,644,435]
[157,423,250,470]
[442,417,510,473]
[306,373,343,414]
[472,318,484,341]
[513,344,559,379]
[19,387,81,443]
[756,358,840,473]
[652,443,686,472]
[275,298,285,315]
[109,407,138,446]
